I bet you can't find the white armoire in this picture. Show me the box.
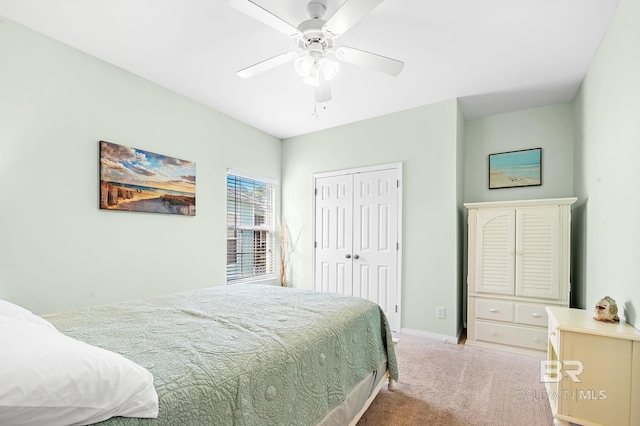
[464,197,577,356]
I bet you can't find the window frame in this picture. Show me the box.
[226,170,277,284]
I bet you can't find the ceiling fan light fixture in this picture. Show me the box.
[301,66,321,86]
[295,54,339,86]
[302,75,318,86]
[294,54,315,77]
[319,57,339,80]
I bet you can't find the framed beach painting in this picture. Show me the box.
[99,141,196,216]
[489,148,541,189]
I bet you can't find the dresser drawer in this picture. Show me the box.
[476,321,547,351]
[516,303,548,327]
[475,299,514,322]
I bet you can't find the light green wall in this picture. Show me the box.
[282,100,462,337]
[464,103,575,204]
[0,18,281,314]
[573,0,640,327]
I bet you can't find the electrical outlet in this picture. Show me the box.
[436,307,445,319]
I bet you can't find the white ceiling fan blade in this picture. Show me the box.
[227,0,301,37]
[237,52,297,78]
[316,83,332,103]
[334,46,404,76]
[315,70,332,103]
[323,0,385,38]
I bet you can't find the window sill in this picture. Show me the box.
[227,275,280,286]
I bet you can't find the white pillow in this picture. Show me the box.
[0,306,159,426]
[0,299,57,331]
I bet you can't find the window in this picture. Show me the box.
[226,171,275,283]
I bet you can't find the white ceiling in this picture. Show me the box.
[0,0,620,139]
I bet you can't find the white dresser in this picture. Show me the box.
[465,198,577,356]
[546,307,640,426]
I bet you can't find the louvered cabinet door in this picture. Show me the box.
[465,198,576,356]
[475,209,516,295]
[515,207,561,299]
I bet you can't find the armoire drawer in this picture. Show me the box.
[475,299,514,323]
[476,321,548,351]
[515,303,549,327]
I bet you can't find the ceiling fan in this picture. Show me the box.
[228,0,404,104]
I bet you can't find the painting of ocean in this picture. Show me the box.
[489,148,541,189]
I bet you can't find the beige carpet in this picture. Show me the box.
[357,333,554,426]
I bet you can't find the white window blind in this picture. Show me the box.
[226,172,275,283]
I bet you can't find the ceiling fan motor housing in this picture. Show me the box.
[296,20,334,50]
[296,1,335,51]
[307,1,326,19]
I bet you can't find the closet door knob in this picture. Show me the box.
[353,254,360,260]
[345,254,351,259]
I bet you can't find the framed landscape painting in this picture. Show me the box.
[99,141,196,215]
[489,148,541,189]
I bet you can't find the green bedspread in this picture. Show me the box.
[44,284,397,426]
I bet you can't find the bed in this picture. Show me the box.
[1,284,397,426]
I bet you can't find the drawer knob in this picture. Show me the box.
[491,331,497,337]
[550,331,556,336]
[531,313,542,318]
[489,308,498,313]
[534,337,541,343]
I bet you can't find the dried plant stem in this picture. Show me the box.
[278,221,302,287]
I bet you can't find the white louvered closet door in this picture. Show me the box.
[476,209,516,295]
[515,207,560,299]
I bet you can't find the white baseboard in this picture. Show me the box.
[400,327,462,344]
